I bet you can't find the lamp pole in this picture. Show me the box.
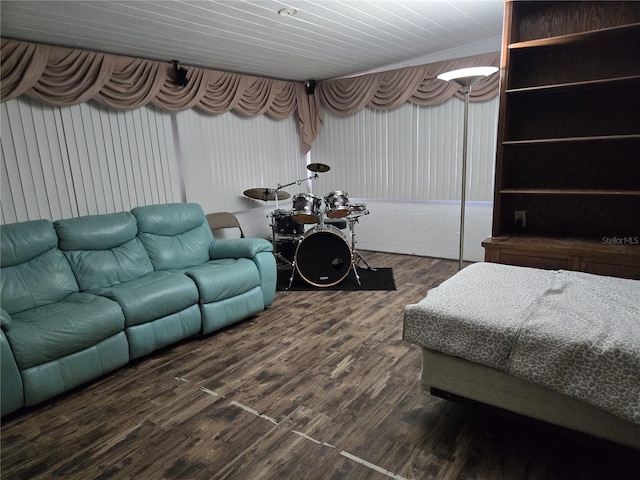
[459,84,470,271]
[437,66,498,270]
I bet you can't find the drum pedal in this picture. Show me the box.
[353,251,376,271]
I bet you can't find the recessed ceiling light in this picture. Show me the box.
[278,7,299,16]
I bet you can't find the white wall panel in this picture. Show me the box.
[1,97,180,223]
[348,199,493,262]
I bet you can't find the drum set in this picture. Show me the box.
[243,163,374,289]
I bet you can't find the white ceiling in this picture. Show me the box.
[0,0,504,82]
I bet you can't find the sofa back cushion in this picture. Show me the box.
[55,212,154,290]
[0,220,78,314]
[132,203,213,270]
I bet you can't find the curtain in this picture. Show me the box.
[0,38,319,153]
[1,38,498,151]
[319,51,500,115]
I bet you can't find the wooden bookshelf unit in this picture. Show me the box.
[485,1,640,279]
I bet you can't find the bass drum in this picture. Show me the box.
[295,226,351,287]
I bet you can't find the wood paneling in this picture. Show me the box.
[2,252,639,479]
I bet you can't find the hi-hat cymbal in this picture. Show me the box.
[243,188,290,201]
[307,163,330,173]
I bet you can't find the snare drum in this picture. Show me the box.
[324,191,350,219]
[348,202,369,218]
[291,193,322,224]
[295,226,351,287]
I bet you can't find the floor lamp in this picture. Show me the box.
[437,66,498,270]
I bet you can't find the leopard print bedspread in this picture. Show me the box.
[403,262,640,425]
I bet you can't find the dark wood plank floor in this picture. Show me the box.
[2,251,639,480]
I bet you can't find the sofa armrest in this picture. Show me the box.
[209,238,273,260]
[1,308,12,331]
[209,238,276,307]
[1,328,24,416]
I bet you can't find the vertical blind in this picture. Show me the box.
[1,97,180,224]
[175,109,307,215]
[311,97,499,202]
[1,95,497,224]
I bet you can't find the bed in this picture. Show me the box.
[403,262,640,449]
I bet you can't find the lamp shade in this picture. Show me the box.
[437,66,498,87]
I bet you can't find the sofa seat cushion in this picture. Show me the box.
[200,287,264,334]
[21,332,129,407]
[90,271,199,327]
[185,258,260,304]
[6,293,125,371]
[126,305,201,359]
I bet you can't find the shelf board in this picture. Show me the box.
[503,134,640,146]
[509,22,640,49]
[483,235,640,258]
[500,189,640,196]
[506,75,640,94]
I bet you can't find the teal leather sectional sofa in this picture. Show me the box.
[0,203,276,417]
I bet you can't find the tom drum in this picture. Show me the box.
[271,209,304,237]
[324,191,350,219]
[295,226,351,287]
[348,203,369,218]
[291,193,322,224]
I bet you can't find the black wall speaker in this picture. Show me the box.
[171,60,189,87]
[306,80,316,95]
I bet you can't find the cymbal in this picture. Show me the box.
[243,188,290,201]
[307,163,330,173]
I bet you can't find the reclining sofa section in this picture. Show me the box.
[0,203,276,417]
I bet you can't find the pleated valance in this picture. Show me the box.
[0,38,304,115]
[0,37,320,153]
[1,37,499,152]
[318,51,500,115]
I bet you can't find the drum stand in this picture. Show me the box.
[285,230,305,290]
[274,173,319,208]
[270,224,294,267]
[347,216,376,287]
[286,251,298,290]
[270,174,318,268]
[269,213,301,268]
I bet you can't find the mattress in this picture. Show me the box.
[403,262,640,425]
